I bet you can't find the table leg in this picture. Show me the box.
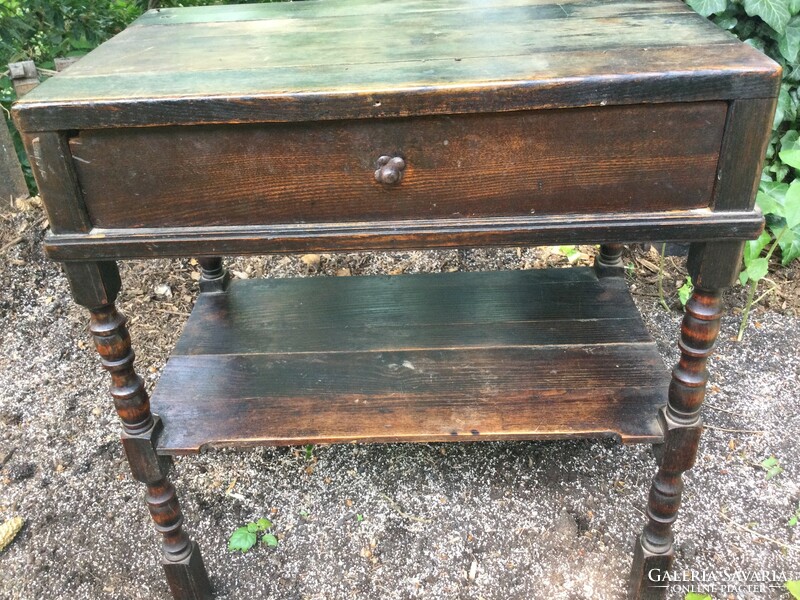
[63,261,213,600]
[197,257,230,293]
[628,241,741,599]
[595,243,624,277]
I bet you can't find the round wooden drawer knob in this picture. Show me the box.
[374,156,406,185]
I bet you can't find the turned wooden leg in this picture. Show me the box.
[197,257,230,293]
[629,288,721,598]
[629,241,741,600]
[64,261,213,600]
[595,243,624,277]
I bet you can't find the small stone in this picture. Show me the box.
[553,509,578,538]
[154,284,172,298]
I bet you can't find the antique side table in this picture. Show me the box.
[12,1,779,599]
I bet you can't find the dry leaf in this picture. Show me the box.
[301,254,321,269]
[0,516,24,552]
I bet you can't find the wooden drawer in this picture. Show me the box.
[69,102,726,229]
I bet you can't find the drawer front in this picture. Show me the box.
[69,102,726,229]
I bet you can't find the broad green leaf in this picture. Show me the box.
[791,0,800,13]
[744,0,791,34]
[745,257,769,281]
[779,130,800,169]
[762,456,779,468]
[784,180,800,229]
[779,16,800,61]
[744,36,768,52]
[787,580,800,600]
[766,465,784,479]
[255,518,273,531]
[228,527,257,553]
[771,163,790,182]
[687,0,728,16]
[789,515,799,526]
[773,86,792,127]
[558,245,582,264]
[744,230,772,262]
[685,593,712,600]
[262,533,279,547]
[246,522,258,533]
[713,13,739,29]
[774,225,800,263]
[678,277,693,307]
[757,180,789,216]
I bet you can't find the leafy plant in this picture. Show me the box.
[227,517,277,553]
[557,245,583,264]
[760,455,784,479]
[737,229,783,339]
[686,0,800,275]
[656,246,694,310]
[678,276,694,308]
[787,579,800,599]
[684,592,712,600]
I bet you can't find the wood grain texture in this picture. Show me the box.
[11,0,779,131]
[174,269,652,355]
[21,132,90,234]
[711,98,779,211]
[69,103,726,228]
[43,209,765,261]
[150,268,670,454]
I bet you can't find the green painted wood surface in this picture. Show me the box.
[152,268,670,452]
[13,0,780,129]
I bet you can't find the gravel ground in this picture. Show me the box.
[1,202,799,600]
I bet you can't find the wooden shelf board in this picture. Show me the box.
[151,268,669,454]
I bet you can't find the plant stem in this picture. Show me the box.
[657,243,670,311]
[737,278,758,342]
[736,231,786,342]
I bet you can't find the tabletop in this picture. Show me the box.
[13,0,779,131]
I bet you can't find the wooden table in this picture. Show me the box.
[12,1,779,598]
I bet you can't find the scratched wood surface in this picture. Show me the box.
[151,268,671,453]
[12,0,779,130]
[69,102,726,228]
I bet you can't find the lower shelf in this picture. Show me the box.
[151,268,670,454]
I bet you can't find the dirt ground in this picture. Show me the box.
[0,200,798,600]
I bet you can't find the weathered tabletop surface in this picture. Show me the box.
[13,0,779,130]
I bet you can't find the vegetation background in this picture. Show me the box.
[1,0,799,275]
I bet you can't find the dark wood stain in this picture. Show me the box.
[151,268,670,454]
[43,209,765,261]
[11,0,779,131]
[10,1,781,597]
[69,103,726,229]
